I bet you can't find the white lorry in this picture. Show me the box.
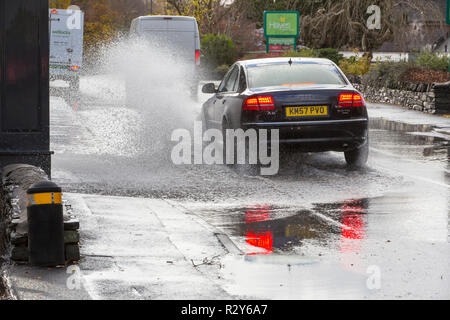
[49,8,84,92]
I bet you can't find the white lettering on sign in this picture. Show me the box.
[269,22,292,32]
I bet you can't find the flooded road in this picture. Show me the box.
[50,75,450,299]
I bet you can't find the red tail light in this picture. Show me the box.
[195,50,200,66]
[244,97,259,110]
[70,65,79,71]
[243,96,275,111]
[51,9,58,14]
[352,93,365,107]
[339,93,365,107]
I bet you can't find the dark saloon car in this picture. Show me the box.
[201,57,369,167]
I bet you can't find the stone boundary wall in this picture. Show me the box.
[1,164,80,264]
[348,76,450,115]
[1,175,9,299]
[1,179,7,263]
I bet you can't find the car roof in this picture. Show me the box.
[238,57,335,68]
[135,15,197,22]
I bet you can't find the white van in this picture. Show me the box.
[127,15,201,103]
[129,15,201,67]
[49,8,84,92]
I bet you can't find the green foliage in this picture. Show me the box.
[282,49,316,58]
[201,34,238,70]
[282,48,343,64]
[215,64,230,79]
[316,48,344,64]
[361,61,413,88]
[415,51,449,72]
[49,0,71,9]
[339,56,371,76]
[361,51,450,88]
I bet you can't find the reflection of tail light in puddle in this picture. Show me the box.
[339,200,367,270]
[340,200,366,240]
[340,200,367,256]
[245,205,271,223]
[246,231,274,255]
[244,205,273,255]
[341,215,365,240]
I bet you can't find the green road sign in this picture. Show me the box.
[268,37,296,45]
[264,11,299,37]
[267,37,296,53]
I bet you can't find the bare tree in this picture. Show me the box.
[301,0,447,52]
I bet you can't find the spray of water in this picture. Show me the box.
[72,36,201,165]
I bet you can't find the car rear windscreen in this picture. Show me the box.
[247,63,347,88]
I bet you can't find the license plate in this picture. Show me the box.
[286,106,328,117]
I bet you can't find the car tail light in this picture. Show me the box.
[258,96,275,110]
[70,66,79,71]
[51,9,58,14]
[339,93,365,107]
[195,50,200,66]
[243,96,275,111]
[243,97,259,110]
[352,93,365,107]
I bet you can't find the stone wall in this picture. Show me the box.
[350,76,450,115]
[0,179,7,262]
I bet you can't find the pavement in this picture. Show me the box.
[7,194,234,300]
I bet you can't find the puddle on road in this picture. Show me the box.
[370,118,449,161]
[202,199,370,256]
[209,200,372,299]
[208,195,449,299]
[370,118,435,133]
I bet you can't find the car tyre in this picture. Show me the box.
[344,140,369,168]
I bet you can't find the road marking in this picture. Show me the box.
[308,210,352,230]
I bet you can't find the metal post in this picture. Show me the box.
[145,0,148,15]
[27,181,65,266]
[150,0,153,15]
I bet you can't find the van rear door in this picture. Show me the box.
[166,18,196,61]
[140,17,199,64]
[49,9,84,73]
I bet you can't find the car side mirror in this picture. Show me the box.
[202,83,217,94]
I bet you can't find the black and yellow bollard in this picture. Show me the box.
[27,181,65,266]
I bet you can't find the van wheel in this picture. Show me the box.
[344,141,369,168]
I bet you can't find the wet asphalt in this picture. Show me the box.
[49,76,450,299]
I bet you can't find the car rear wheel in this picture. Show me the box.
[222,120,259,174]
[344,141,369,168]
